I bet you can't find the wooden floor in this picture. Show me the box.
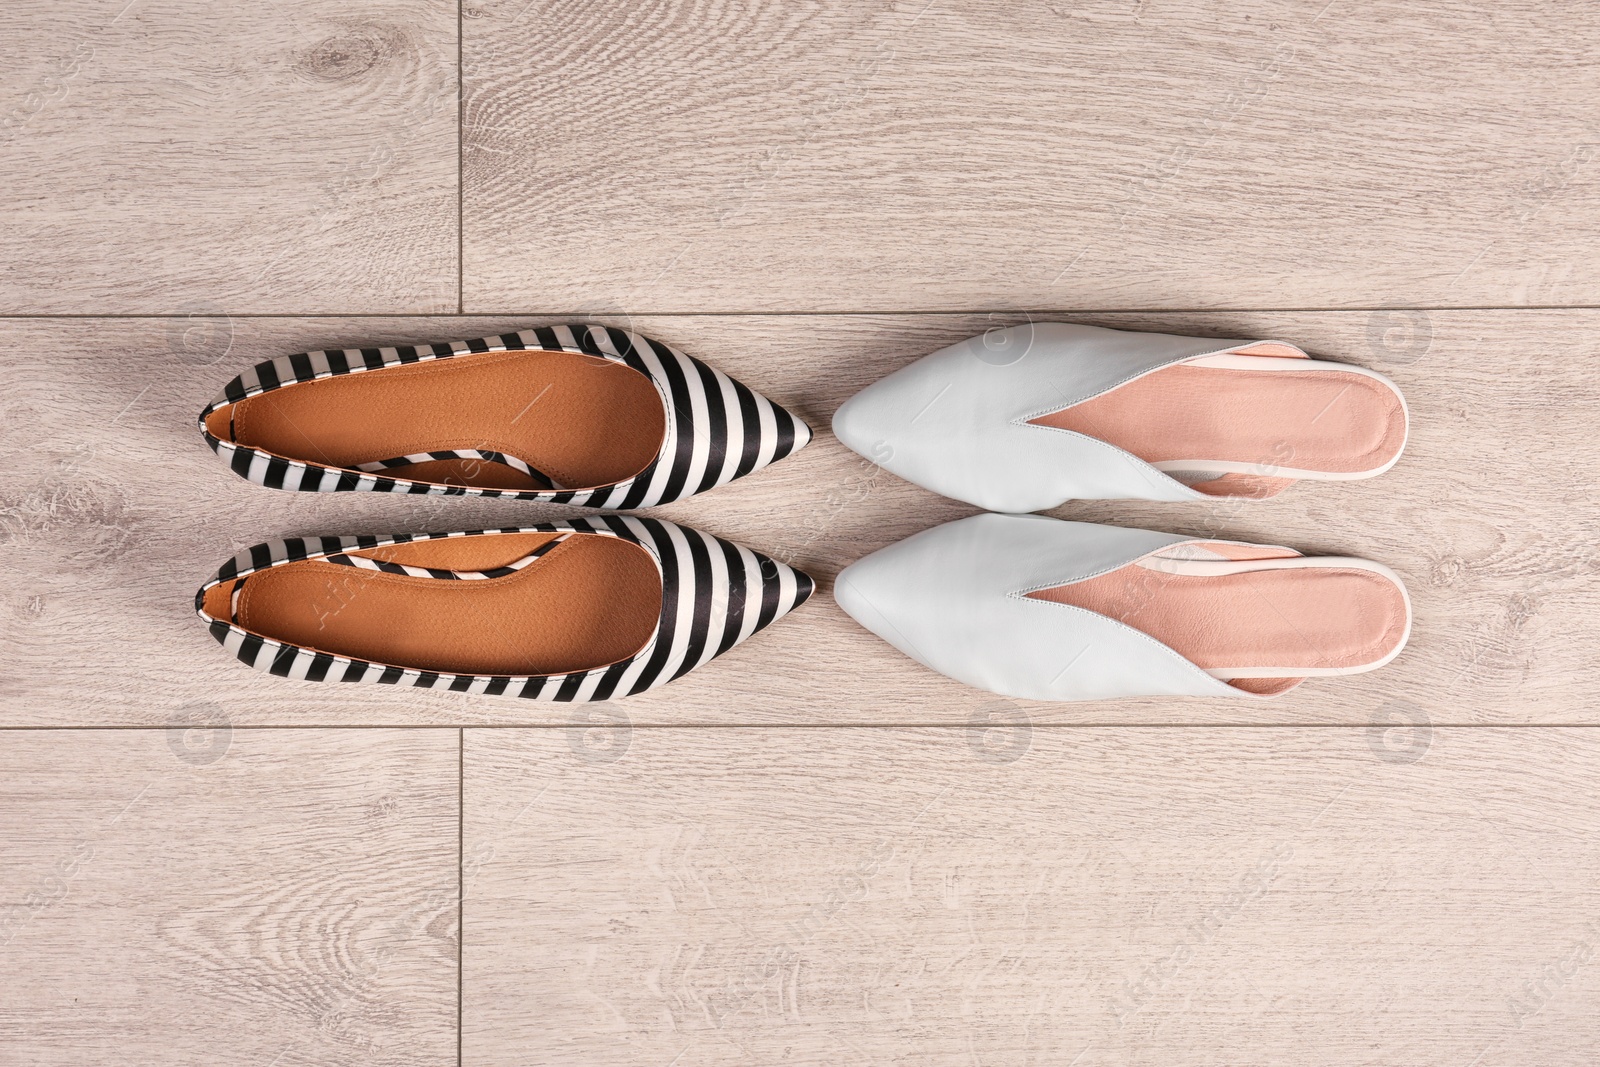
[3,1,1597,1063]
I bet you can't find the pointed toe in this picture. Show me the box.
[791,565,817,610]
[745,550,814,635]
[788,409,815,454]
[830,387,896,465]
[746,393,811,471]
[834,539,933,668]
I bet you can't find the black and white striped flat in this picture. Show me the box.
[194,515,814,701]
[197,325,811,507]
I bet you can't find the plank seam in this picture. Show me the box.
[4,305,1600,319]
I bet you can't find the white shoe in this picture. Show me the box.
[833,322,1408,513]
[834,513,1412,702]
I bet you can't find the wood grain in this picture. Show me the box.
[6,3,1598,1063]
[0,0,458,313]
[463,726,1600,1066]
[0,311,1594,726]
[0,727,458,1066]
[461,0,1600,312]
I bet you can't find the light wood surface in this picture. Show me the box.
[5,0,1599,1061]
[2,311,1595,726]
[461,0,1600,312]
[0,728,459,1065]
[0,0,458,313]
[464,726,1600,1066]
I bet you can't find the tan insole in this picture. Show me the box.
[209,350,667,491]
[221,533,662,676]
[1030,563,1407,692]
[1031,365,1406,476]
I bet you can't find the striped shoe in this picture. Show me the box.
[194,515,814,701]
[197,325,811,506]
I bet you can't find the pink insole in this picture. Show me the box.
[1031,365,1406,478]
[1029,563,1408,693]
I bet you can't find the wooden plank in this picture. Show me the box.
[461,0,1600,312]
[463,726,1600,1066]
[0,0,458,313]
[0,310,1594,725]
[0,727,459,1065]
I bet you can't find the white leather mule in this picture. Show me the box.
[833,322,1408,512]
[835,513,1412,702]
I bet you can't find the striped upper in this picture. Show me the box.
[194,515,815,702]
[198,324,812,507]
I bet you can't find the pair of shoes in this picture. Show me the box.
[191,321,1412,704]
[829,322,1413,701]
[193,326,816,700]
